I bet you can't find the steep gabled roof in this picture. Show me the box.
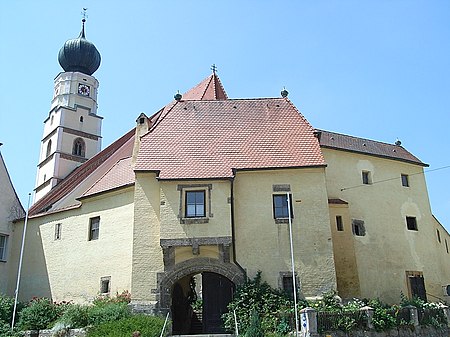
[182,73,228,100]
[29,129,135,217]
[318,129,428,166]
[135,98,325,179]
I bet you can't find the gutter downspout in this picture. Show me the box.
[230,175,246,278]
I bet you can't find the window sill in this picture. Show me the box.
[181,217,209,224]
[275,218,291,224]
[0,260,7,263]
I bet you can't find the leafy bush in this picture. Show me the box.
[17,298,66,330]
[245,310,264,337]
[0,294,24,326]
[56,304,90,328]
[0,321,22,337]
[86,314,168,337]
[367,298,397,332]
[92,290,131,307]
[223,271,294,335]
[87,302,131,326]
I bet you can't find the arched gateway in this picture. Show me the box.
[157,257,245,334]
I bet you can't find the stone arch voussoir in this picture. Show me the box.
[157,258,245,311]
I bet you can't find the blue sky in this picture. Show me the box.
[1,1,449,228]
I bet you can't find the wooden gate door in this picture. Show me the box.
[202,272,234,333]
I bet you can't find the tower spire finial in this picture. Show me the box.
[80,8,88,38]
[211,64,217,74]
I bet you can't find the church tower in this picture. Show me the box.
[34,17,102,202]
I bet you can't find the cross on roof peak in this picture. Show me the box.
[211,64,217,74]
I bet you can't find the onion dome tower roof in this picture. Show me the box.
[58,19,101,75]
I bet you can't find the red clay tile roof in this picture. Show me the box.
[29,129,135,216]
[135,98,325,179]
[80,157,135,198]
[318,130,428,166]
[182,73,228,100]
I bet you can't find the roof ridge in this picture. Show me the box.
[318,129,401,148]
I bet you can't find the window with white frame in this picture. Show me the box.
[177,184,212,224]
[0,235,8,261]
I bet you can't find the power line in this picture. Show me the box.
[340,165,450,192]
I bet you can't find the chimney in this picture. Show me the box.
[132,113,151,165]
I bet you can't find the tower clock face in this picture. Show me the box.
[78,84,90,96]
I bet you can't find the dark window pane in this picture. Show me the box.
[185,191,206,217]
[273,194,293,219]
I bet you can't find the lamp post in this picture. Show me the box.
[11,193,31,330]
[287,192,299,337]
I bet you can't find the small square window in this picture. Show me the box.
[100,276,111,294]
[185,191,206,218]
[362,171,371,185]
[336,216,344,231]
[54,223,62,240]
[352,219,366,236]
[406,216,418,231]
[273,194,294,219]
[0,235,8,261]
[89,217,100,241]
[401,174,409,187]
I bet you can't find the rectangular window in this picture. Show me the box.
[406,216,418,231]
[185,191,206,218]
[401,174,409,187]
[362,171,371,185]
[100,276,111,294]
[282,276,295,299]
[273,194,294,219]
[446,239,449,254]
[437,229,441,243]
[407,272,427,301]
[336,216,344,231]
[0,235,7,261]
[352,219,366,236]
[89,217,100,241]
[54,223,62,240]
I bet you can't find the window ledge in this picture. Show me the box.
[275,218,290,224]
[181,217,209,224]
[0,260,7,263]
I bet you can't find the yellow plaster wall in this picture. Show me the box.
[328,204,360,298]
[175,245,220,264]
[8,187,134,303]
[323,148,450,303]
[131,172,163,305]
[233,168,337,297]
[160,180,232,240]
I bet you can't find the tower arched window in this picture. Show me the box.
[72,138,85,157]
[46,140,52,158]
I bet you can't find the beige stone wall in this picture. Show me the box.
[323,147,450,303]
[8,187,134,303]
[233,168,337,298]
